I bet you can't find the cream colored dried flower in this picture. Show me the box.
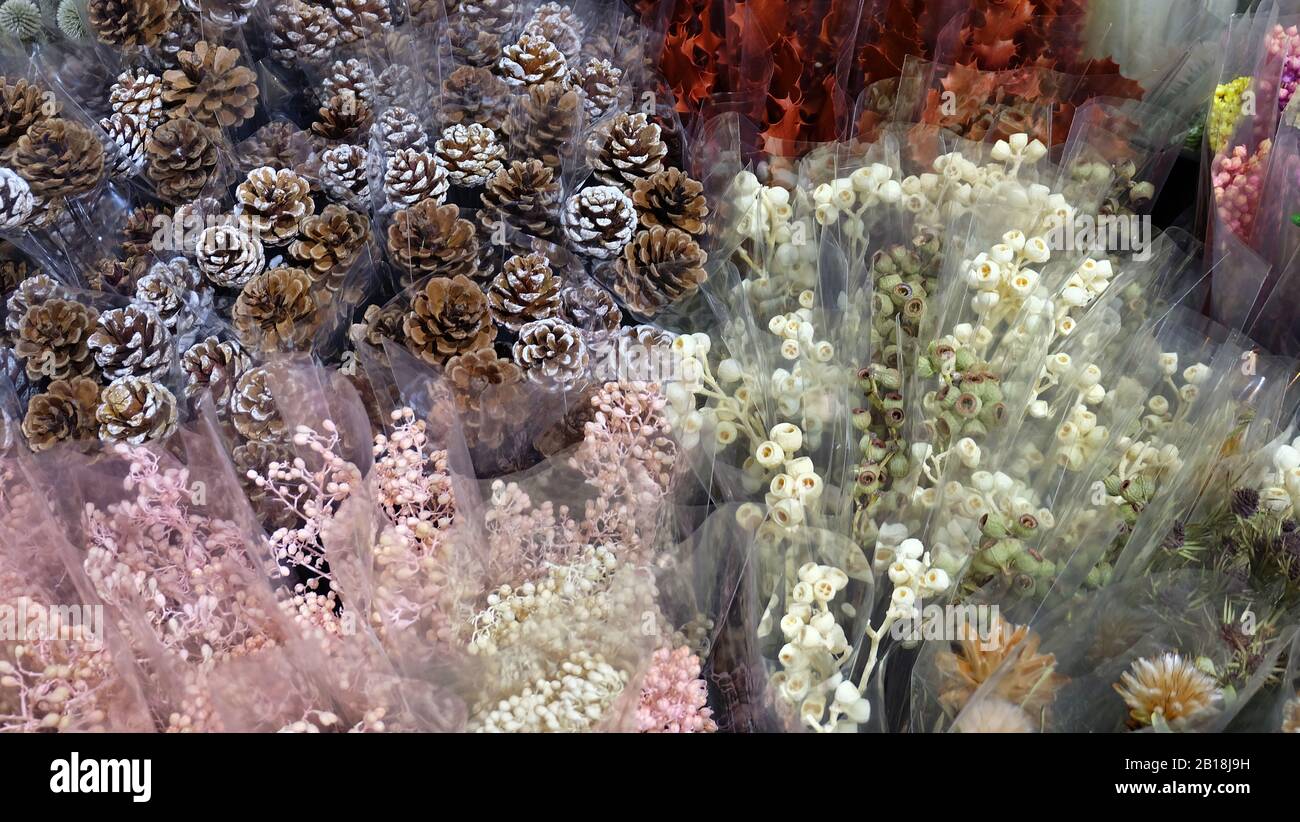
[1114,653,1222,729]
[952,698,1036,733]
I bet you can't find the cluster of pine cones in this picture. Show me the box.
[0,1,712,482]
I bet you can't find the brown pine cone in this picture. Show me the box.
[159,7,202,57]
[318,143,370,208]
[87,0,178,48]
[312,91,373,142]
[135,268,204,339]
[613,226,707,316]
[146,118,218,202]
[512,317,587,385]
[97,375,177,444]
[118,204,167,260]
[233,266,320,353]
[498,31,569,88]
[5,274,65,339]
[589,112,667,190]
[479,159,560,242]
[89,255,147,293]
[487,252,560,333]
[558,280,623,334]
[503,80,580,170]
[88,304,174,381]
[444,347,524,448]
[0,168,34,229]
[0,76,53,151]
[434,124,505,189]
[237,121,315,175]
[323,0,390,44]
[459,0,517,27]
[235,167,315,245]
[386,200,480,283]
[349,300,406,348]
[183,0,257,26]
[196,225,266,288]
[523,14,580,64]
[561,184,636,259]
[373,106,428,154]
[0,246,34,293]
[169,197,229,255]
[109,68,165,129]
[7,118,105,201]
[382,148,447,208]
[440,66,509,127]
[530,1,581,34]
[181,336,250,409]
[403,274,494,365]
[575,58,624,120]
[233,439,298,528]
[321,58,375,106]
[162,42,259,130]
[14,298,99,381]
[268,0,340,66]
[230,365,286,442]
[99,113,151,178]
[632,168,708,237]
[289,203,370,279]
[22,376,101,452]
[447,20,502,68]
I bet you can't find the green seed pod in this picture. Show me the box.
[871,364,902,391]
[980,513,1012,539]
[1011,513,1039,539]
[887,454,910,478]
[852,407,873,433]
[954,348,977,372]
[954,392,982,418]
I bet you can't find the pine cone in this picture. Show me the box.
[181,335,249,409]
[235,167,315,245]
[146,118,218,202]
[0,167,34,229]
[97,375,177,443]
[479,159,560,242]
[349,300,406,348]
[444,347,524,448]
[512,317,587,385]
[459,0,516,28]
[88,304,174,381]
[161,42,259,130]
[502,80,581,171]
[613,226,707,316]
[183,0,256,26]
[14,298,99,380]
[268,0,340,65]
[382,148,447,208]
[318,143,370,207]
[196,224,266,288]
[158,7,202,57]
[373,106,427,154]
[0,76,53,151]
[523,14,580,64]
[22,376,101,452]
[99,112,151,178]
[589,112,666,189]
[575,58,623,120]
[447,20,501,67]
[289,203,370,279]
[559,279,622,334]
[233,439,298,528]
[435,124,504,188]
[386,200,480,283]
[237,121,316,175]
[323,0,390,44]
[109,68,165,129]
[312,91,373,142]
[440,66,509,127]
[530,1,581,35]
[498,31,569,88]
[561,184,636,259]
[632,168,708,237]
[233,266,320,352]
[120,206,168,260]
[7,117,105,201]
[403,274,494,364]
[5,274,66,339]
[0,247,34,294]
[87,0,178,48]
[230,365,286,442]
[372,63,421,112]
[135,268,205,339]
[321,58,375,107]
[89,255,147,293]
[487,252,560,332]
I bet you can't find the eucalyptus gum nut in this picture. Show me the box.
[954,348,976,372]
[880,391,904,410]
[873,292,894,317]
[872,365,901,390]
[1122,475,1155,504]
[887,455,909,478]
[851,408,872,433]
[902,298,926,320]
[962,419,987,438]
[980,513,1012,539]
[877,273,902,292]
[977,401,1005,428]
[987,538,1020,566]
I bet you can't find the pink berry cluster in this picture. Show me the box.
[636,646,717,733]
[1269,25,1300,112]
[1212,140,1272,239]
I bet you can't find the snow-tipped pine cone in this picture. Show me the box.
[613,226,708,316]
[588,112,667,190]
[87,0,178,48]
[183,0,257,26]
[479,159,560,242]
[88,304,175,381]
[22,376,101,452]
[235,167,315,245]
[196,224,266,288]
[403,274,494,365]
[14,299,99,381]
[440,66,509,127]
[383,148,447,208]
[0,168,34,229]
[498,31,568,88]
[512,317,587,385]
[181,335,250,409]
[99,113,151,178]
[323,0,390,44]
[97,375,177,444]
[561,184,636,259]
[312,91,373,142]
[320,58,375,107]
[386,200,480,283]
[5,274,66,339]
[632,168,709,237]
[289,203,370,279]
[373,106,428,154]
[523,14,580,64]
[502,80,580,170]
[575,58,623,120]
[230,365,286,443]
[233,266,320,353]
[135,267,205,340]
[318,143,370,208]
[267,0,340,66]
[109,68,165,129]
[487,252,561,333]
[7,117,105,201]
[444,347,525,449]
[434,124,504,189]
[559,280,623,335]
[162,41,259,129]
[146,118,218,202]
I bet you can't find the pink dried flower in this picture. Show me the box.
[636,646,716,733]
[1212,140,1272,239]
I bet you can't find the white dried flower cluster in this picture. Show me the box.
[911,472,1055,570]
[811,163,902,230]
[769,562,855,731]
[1261,433,1300,514]
[896,134,1049,228]
[470,652,628,732]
